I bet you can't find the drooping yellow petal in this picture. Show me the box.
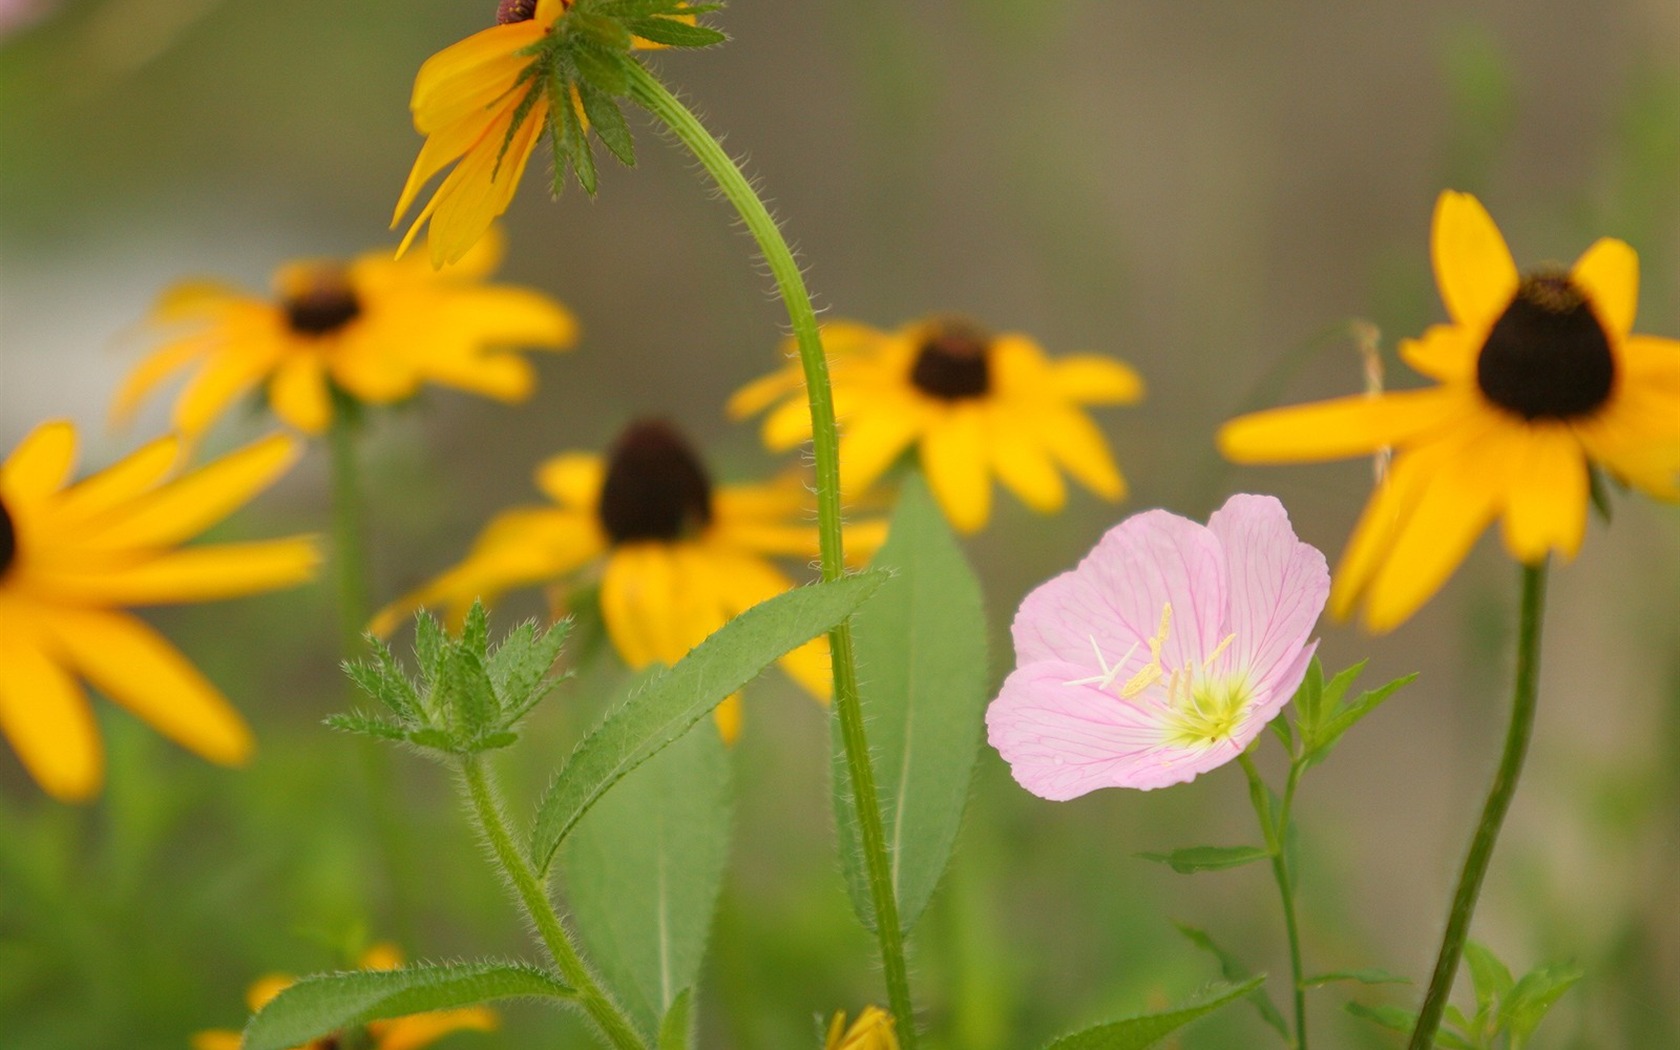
[267,355,334,434]
[988,415,1067,513]
[188,1031,243,1050]
[601,543,684,669]
[0,626,102,801]
[1048,354,1146,404]
[1218,387,1462,464]
[1570,237,1639,342]
[46,608,253,766]
[172,338,285,436]
[110,337,210,427]
[421,350,536,401]
[376,1007,499,1050]
[2,420,77,504]
[1397,323,1478,384]
[762,396,817,451]
[423,92,548,268]
[434,286,580,348]
[1499,425,1588,563]
[99,433,302,549]
[836,403,923,496]
[919,405,992,533]
[727,366,804,420]
[533,453,605,511]
[51,436,181,530]
[44,539,320,606]
[1431,190,1519,330]
[1037,405,1125,502]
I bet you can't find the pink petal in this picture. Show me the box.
[1205,494,1328,692]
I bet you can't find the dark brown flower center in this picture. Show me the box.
[1476,271,1615,421]
[597,420,714,544]
[909,319,992,400]
[0,496,16,578]
[496,0,541,23]
[283,270,362,336]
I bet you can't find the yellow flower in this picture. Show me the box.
[0,422,317,800]
[824,1006,899,1050]
[1220,190,1680,631]
[116,231,577,438]
[372,420,883,742]
[729,317,1144,534]
[191,943,496,1050]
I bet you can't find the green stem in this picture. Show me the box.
[1240,753,1308,1050]
[1409,561,1548,1050]
[460,756,645,1050]
[624,60,918,1045]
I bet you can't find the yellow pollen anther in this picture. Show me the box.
[1119,603,1171,699]
[1203,632,1236,668]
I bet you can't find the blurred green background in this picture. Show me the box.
[4,0,1680,1046]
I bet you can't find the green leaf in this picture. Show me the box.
[1500,962,1583,1044]
[1173,923,1287,1038]
[558,78,600,196]
[563,726,730,1039]
[406,728,456,752]
[1137,845,1271,875]
[832,473,988,933]
[323,712,407,743]
[486,618,572,726]
[1301,968,1410,988]
[530,571,886,871]
[441,646,498,737]
[657,988,695,1050]
[1345,1001,1475,1050]
[1301,667,1416,769]
[242,961,572,1050]
[622,17,728,48]
[413,612,448,701]
[573,41,632,97]
[1039,976,1265,1050]
[568,9,635,50]
[1292,657,1326,736]
[346,640,420,721]
[578,80,638,167]
[1464,941,1514,1017]
[462,602,490,660]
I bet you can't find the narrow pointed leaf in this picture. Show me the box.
[833,473,987,933]
[1301,969,1410,988]
[657,988,695,1050]
[324,712,408,743]
[1039,976,1265,1050]
[579,81,637,167]
[622,18,727,47]
[1174,922,1287,1037]
[564,728,728,1039]
[1137,845,1272,874]
[1345,1002,1476,1050]
[1500,962,1583,1042]
[531,571,886,870]
[242,962,572,1050]
[1464,940,1514,1015]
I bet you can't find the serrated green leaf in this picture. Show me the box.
[462,602,490,658]
[623,17,727,48]
[833,474,987,934]
[470,731,520,752]
[487,618,571,726]
[1465,941,1514,1016]
[557,76,600,196]
[1173,923,1287,1038]
[569,9,634,50]
[346,639,421,721]
[530,571,886,871]
[1138,845,1272,874]
[1501,962,1583,1044]
[1039,976,1264,1050]
[578,80,637,167]
[407,728,455,751]
[574,41,632,96]
[1346,1001,1475,1050]
[324,712,408,743]
[1301,968,1410,988]
[441,646,498,736]
[242,961,572,1050]
[658,987,695,1050]
[564,727,729,1039]
[413,612,448,700]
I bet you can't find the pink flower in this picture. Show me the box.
[987,494,1329,799]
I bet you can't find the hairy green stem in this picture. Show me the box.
[1240,753,1308,1050]
[624,60,918,1045]
[1409,561,1548,1050]
[461,756,645,1050]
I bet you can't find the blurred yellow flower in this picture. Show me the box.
[191,942,496,1050]
[116,231,576,438]
[729,317,1143,534]
[372,419,884,742]
[1220,191,1680,631]
[825,1005,899,1050]
[0,422,316,800]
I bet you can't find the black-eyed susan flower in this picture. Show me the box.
[115,232,576,438]
[729,317,1143,534]
[192,942,496,1050]
[0,421,317,800]
[371,420,885,742]
[1220,190,1680,631]
[824,1005,899,1050]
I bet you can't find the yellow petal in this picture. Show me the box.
[102,433,302,548]
[53,436,181,527]
[110,337,210,427]
[762,396,816,451]
[727,365,804,420]
[46,608,253,766]
[1219,387,1461,464]
[2,420,77,504]
[420,350,536,401]
[837,404,923,496]
[189,1031,243,1050]
[920,406,992,533]
[1397,323,1478,384]
[1048,354,1145,404]
[149,280,245,324]
[534,453,605,509]
[1499,426,1588,562]
[432,285,580,348]
[1570,237,1639,342]
[1432,190,1519,329]
[1037,406,1125,502]
[426,93,547,268]
[268,355,334,434]
[988,417,1067,513]
[376,1007,498,1050]
[172,338,284,437]
[0,625,102,801]
[45,539,320,606]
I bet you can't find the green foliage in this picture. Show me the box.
[1347,942,1581,1050]
[1290,658,1416,770]
[530,571,887,872]
[242,962,573,1050]
[330,606,572,757]
[1137,845,1271,874]
[658,988,695,1050]
[1173,923,1288,1038]
[562,726,731,1039]
[1038,976,1266,1050]
[1300,969,1408,988]
[832,473,988,933]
